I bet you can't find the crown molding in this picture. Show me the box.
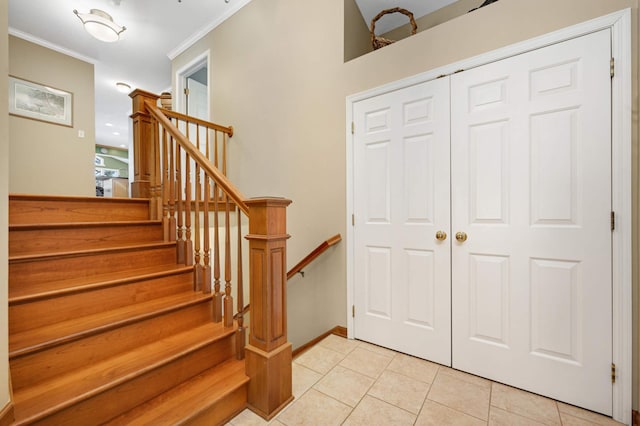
[166,0,253,60]
[8,28,98,65]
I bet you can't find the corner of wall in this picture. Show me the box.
[1,0,12,414]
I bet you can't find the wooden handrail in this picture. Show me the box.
[133,91,293,418]
[144,99,249,215]
[287,234,341,280]
[161,108,234,137]
[235,233,342,320]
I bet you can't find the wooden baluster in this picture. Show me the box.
[236,207,245,359]
[161,126,170,241]
[151,116,162,220]
[222,132,227,177]
[214,130,219,170]
[203,130,212,293]
[221,132,228,204]
[184,153,194,266]
[194,125,202,290]
[176,142,185,264]
[203,178,212,294]
[168,134,176,242]
[223,195,233,328]
[213,183,222,321]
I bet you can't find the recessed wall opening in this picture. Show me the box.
[343,0,496,62]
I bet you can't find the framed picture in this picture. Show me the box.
[8,75,73,127]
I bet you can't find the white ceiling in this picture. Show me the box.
[8,0,458,149]
[8,0,251,148]
[355,0,459,35]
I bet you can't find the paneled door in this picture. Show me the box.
[450,29,612,414]
[353,78,452,365]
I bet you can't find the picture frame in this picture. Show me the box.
[8,75,73,127]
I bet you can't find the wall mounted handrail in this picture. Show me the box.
[287,234,341,280]
[236,233,341,320]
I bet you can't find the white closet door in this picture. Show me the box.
[451,29,612,414]
[353,78,451,365]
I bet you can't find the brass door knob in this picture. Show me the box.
[435,231,447,241]
[455,232,468,242]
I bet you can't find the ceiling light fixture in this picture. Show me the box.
[115,82,131,93]
[73,9,126,43]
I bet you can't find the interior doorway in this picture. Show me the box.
[176,51,209,120]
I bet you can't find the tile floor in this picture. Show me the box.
[228,335,622,426]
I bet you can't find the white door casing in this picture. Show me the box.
[175,50,210,119]
[450,29,612,414]
[348,10,631,422]
[353,78,452,365]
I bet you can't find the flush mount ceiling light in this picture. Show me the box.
[115,82,131,93]
[73,9,126,43]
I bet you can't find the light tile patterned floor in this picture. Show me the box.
[228,335,622,426]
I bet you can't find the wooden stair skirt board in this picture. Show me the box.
[8,194,249,425]
[0,402,15,426]
[292,326,348,358]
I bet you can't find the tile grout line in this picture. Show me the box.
[251,336,619,426]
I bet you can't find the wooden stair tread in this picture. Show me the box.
[9,241,176,263]
[9,194,152,224]
[9,263,193,302]
[10,291,212,357]
[12,322,235,424]
[9,193,150,202]
[106,358,248,425]
[9,219,162,231]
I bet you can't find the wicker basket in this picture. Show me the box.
[370,7,417,50]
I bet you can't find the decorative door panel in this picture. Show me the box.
[353,78,452,365]
[451,29,612,415]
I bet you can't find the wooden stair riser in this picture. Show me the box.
[9,245,178,290]
[9,197,151,225]
[8,194,254,425]
[9,223,164,256]
[21,336,235,426]
[184,385,246,426]
[105,360,248,425]
[10,298,214,390]
[9,271,194,335]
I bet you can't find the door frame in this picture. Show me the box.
[175,50,210,119]
[345,9,632,423]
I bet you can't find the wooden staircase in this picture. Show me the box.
[8,194,248,425]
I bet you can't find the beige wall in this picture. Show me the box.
[174,0,639,406]
[343,0,371,62]
[345,0,486,62]
[1,0,11,415]
[380,0,480,49]
[9,36,95,196]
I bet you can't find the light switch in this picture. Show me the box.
[78,130,85,138]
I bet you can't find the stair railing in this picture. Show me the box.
[130,89,293,419]
[287,233,342,280]
[237,233,342,320]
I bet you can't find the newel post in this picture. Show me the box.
[244,197,294,420]
[129,89,159,201]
